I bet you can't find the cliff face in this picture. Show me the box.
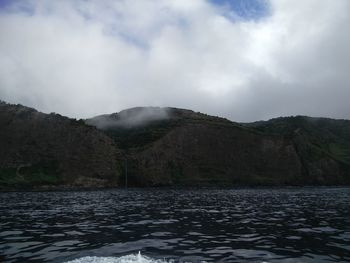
[127,122,303,186]
[0,102,121,189]
[245,116,350,184]
[89,108,350,186]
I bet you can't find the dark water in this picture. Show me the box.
[0,188,350,263]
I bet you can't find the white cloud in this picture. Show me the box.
[0,0,349,121]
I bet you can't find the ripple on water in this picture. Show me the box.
[0,188,350,262]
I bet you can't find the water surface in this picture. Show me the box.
[0,188,349,262]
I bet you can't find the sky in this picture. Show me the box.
[0,0,349,122]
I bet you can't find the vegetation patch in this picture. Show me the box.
[0,161,61,188]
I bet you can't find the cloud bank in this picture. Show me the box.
[0,0,349,121]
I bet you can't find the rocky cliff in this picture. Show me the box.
[88,108,350,186]
[0,101,121,190]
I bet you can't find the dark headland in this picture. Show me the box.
[1,100,350,190]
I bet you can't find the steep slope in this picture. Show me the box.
[243,116,350,184]
[0,101,121,189]
[245,116,350,164]
[127,121,303,186]
[88,108,350,186]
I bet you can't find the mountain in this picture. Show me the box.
[1,102,350,189]
[0,101,121,190]
[87,108,350,186]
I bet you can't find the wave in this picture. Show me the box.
[65,252,168,263]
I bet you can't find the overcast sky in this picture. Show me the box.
[0,0,349,121]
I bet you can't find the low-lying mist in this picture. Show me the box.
[86,107,170,129]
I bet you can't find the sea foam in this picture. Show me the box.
[65,252,168,263]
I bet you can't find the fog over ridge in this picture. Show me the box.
[86,107,170,129]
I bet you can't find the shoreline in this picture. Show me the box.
[1,184,350,193]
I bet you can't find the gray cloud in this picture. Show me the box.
[0,0,349,122]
